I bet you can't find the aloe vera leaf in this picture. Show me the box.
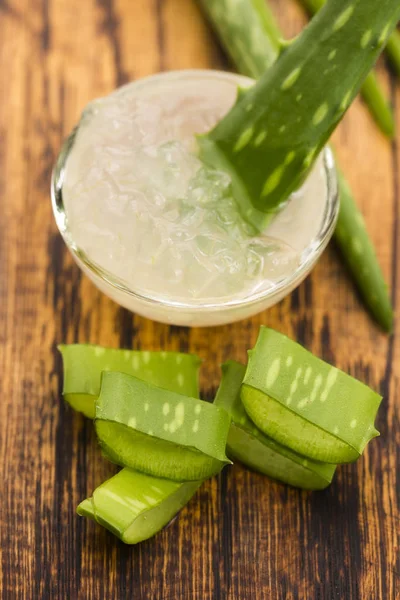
[58,344,201,418]
[76,346,203,542]
[215,360,336,490]
[77,469,201,544]
[299,0,400,78]
[200,0,280,78]
[198,0,394,332]
[335,173,393,332]
[95,371,231,481]
[241,327,382,463]
[198,0,400,219]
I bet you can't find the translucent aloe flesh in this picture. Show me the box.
[199,0,400,220]
[199,0,394,332]
[77,469,201,544]
[241,327,382,463]
[95,372,231,481]
[299,0,400,79]
[215,361,336,490]
[58,344,201,418]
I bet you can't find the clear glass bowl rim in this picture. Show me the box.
[51,69,339,315]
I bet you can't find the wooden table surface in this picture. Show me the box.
[1,1,399,598]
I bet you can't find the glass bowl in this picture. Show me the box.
[51,70,339,327]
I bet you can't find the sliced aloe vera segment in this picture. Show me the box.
[242,327,382,463]
[58,344,201,418]
[215,360,336,490]
[95,372,231,481]
[77,468,201,544]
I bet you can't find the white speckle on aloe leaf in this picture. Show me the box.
[297,398,309,410]
[304,367,312,385]
[296,367,303,378]
[333,426,339,435]
[169,423,177,434]
[340,91,353,111]
[162,403,170,416]
[94,347,106,357]
[361,30,372,48]
[303,148,317,168]
[143,495,156,504]
[124,350,130,359]
[285,151,295,165]
[262,166,285,197]
[164,423,169,432]
[310,374,323,401]
[151,485,162,494]
[350,419,357,429]
[281,67,301,90]
[195,404,202,415]
[161,351,167,359]
[266,357,281,388]
[352,237,363,256]
[144,402,149,412]
[296,93,303,102]
[128,416,137,428]
[177,373,185,387]
[286,356,293,367]
[176,355,183,365]
[175,403,184,424]
[320,368,338,402]
[254,130,267,147]
[143,351,150,364]
[328,49,337,61]
[148,429,153,436]
[379,25,391,46]
[192,420,199,433]
[132,355,140,370]
[234,126,254,152]
[333,6,354,32]
[313,103,329,126]
[279,125,286,133]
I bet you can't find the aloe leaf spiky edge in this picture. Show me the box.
[198,0,394,331]
[299,0,400,79]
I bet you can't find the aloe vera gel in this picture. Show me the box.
[60,70,334,324]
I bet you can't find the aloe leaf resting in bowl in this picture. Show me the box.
[199,0,395,331]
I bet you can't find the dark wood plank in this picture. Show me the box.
[0,0,399,598]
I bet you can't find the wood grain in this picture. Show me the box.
[0,0,399,598]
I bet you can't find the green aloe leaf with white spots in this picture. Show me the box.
[201,0,395,137]
[198,0,394,332]
[199,0,400,222]
[58,344,201,418]
[298,0,400,80]
[95,372,232,481]
[241,327,382,463]
[215,360,337,490]
[77,469,201,544]
[71,345,204,543]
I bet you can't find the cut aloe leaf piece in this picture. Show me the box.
[95,372,231,481]
[77,468,201,544]
[215,360,336,490]
[242,327,382,464]
[58,344,201,418]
